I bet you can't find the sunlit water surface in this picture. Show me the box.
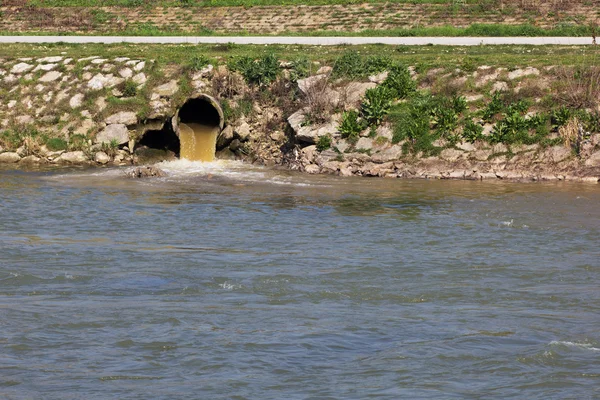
[1,161,599,399]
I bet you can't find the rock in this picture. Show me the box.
[304,164,320,174]
[16,115,34,125]
[94,151,111,164]
[114,57,130,63]
[376,125,393,141]
[440,148,464,161]
[95,124,129,145]
[131,73,147,86]
[0,152,21,163]
[229,139,242,152]
[118,67,133,78]
[456,141,476,152]
[508,67,540,80]
[335,139,350,153]
[492,143,508,153]
[37,56,63,63]
[20,155,41,164]
[95,96,107,112]
[215,148,236,160]
[155,80,179,97]
[234,122,251,141]
[88,73,107,90]
[371,144,403,163]
[342,81,378,105]
[3,74,17,83]
[126,166,166,178]
[10,62,34,74]
[193,64,213,79]
[134,61,146,72]
[544,145,572,163]
[74,119,95,135]
[301,145,318,163]
[356,137,374,151]
[34,63,57,72]
[369,71,389,83]
[38,71,62,82]
[90,58,107,64]
[217,125,234,149]
[297,74,327,95]
[491,81,509,93]
[316,66,332,75]
[57,151,88,163]
[288,109,338,144]
[105,111,137,125]
[7,100,17,109]
[69,93,84,109]
[465,94,484,102]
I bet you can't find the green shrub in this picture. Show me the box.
[229,54,280,86]
[365,55,393,76]
[551,107,572,130]
[462,120,484,143]
[316,134,332,151]
[290,56,311,81]
[68,134,88,151]
[122,80,138,97]
[382,64,416,99]
[338,110,364,141]
[361,86,394,126]
[332,50,364,80]
[482,92,504,121]
[46,137,68,151]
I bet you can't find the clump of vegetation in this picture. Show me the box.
[316,134,332,151]
[228,54,280,86]
[381,64,416,99]
[338,110,364,142]
[189,54,210,71]
[361,86,394,126]
[46,137,68,151]
[122,80,138,97]
[332,50,394,80]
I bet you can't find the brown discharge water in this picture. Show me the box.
[179,122,219,162]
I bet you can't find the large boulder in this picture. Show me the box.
[154,80,179,97]
[57,151,88,163]
[0,152,21,163]
[105,111,137,125]
[95,124,129,145]
[371,144,403,163]
[288,109,337,144]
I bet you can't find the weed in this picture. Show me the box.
[462,119,484,143]
[189,54,210,71]
[122,80,138,97]
[361,86,393,126]
[316,134,332,151]
[382,63,416,99]
[338,110,364,141]
[46,137,68,151]
[229,54,280,86]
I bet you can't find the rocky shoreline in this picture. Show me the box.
[1,53,600,183]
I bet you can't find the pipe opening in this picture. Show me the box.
[178,96,223,162]
[135,120,180,163]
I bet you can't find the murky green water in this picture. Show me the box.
[1,161,599,399]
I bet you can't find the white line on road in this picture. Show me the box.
[0,36,594,46]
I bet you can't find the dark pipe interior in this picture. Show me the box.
[138,119,180,156]
[179,97,221,126]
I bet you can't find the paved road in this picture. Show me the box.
[0,36,594,46]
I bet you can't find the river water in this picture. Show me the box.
[1,161,599,399]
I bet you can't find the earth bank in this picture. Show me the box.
[1,51,600,182]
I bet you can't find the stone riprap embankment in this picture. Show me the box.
[1,53,600,183]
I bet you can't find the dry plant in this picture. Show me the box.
[554,66,600,109]
[559,117,583,154]
[21,135,41,157]
[300,75,338,126]
[211,70,246,100]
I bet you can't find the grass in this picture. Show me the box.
[21,0,538,7]
[0,24,594,37]
[2,42,599,71]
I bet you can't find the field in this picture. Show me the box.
[0,0,598,36]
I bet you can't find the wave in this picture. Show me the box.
[549,340,600,352]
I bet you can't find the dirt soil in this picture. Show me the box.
[1,1,599,34]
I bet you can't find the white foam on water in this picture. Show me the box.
[155,159,267,181]
[549,340,600,352]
